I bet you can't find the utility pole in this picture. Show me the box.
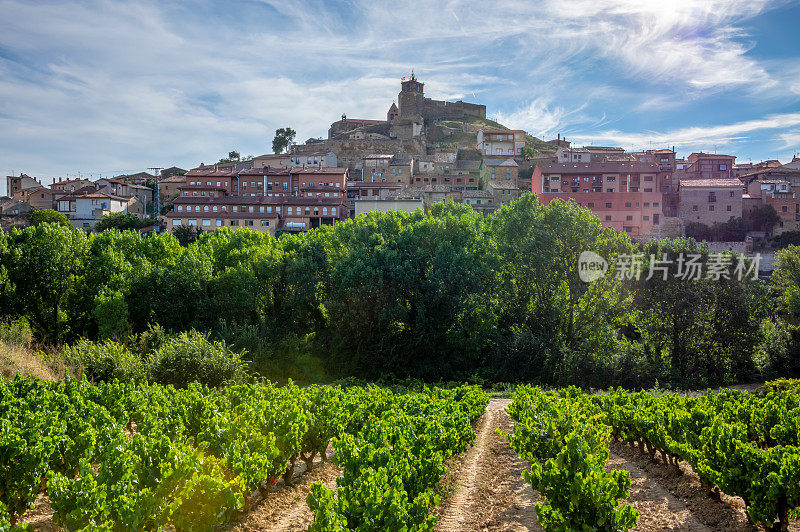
[149,167,164,231]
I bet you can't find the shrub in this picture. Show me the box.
[64,338,146,382]
[148,331,246,388]
[0,318,33,347]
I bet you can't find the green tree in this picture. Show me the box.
[4,224,88,342]
[29,208,70,227]
[272,127,296,154]
[633,238,769,385]
[173,225,203,247]
[773,245,800,322]
[750,204,781,234]
[95,212,142,232]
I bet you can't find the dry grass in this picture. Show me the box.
[0,340,61,381]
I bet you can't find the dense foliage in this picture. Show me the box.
[505,386,638,531]
[593,383,800,531]
[0,375,486,530]
[0,194,796,388]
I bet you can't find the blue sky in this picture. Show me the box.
[1,0,799,186]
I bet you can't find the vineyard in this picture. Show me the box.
[0,377,487,531]
[504,381,800,532]
[4,376,800,531]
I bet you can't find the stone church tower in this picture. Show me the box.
[397,74,424,121]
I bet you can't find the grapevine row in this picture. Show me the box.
[504,386,639,531]
[592,385,800,531]
[0,376,488,531]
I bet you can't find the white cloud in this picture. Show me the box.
[0,0,798,178]
[568,112,800,152]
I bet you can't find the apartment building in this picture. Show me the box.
[476,129,526,156]
[743,178,800,234]
[532,162,664,236]
[482,157,519,187]
[677,153,736,181]
[165,166,349,234]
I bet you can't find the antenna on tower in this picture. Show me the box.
[149,167,164,230]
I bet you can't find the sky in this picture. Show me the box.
[1,0,800,188]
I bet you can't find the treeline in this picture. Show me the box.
[1,194,799,388]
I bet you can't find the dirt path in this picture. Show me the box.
[606,450,710,531]
[435,398,543,531]
[223,451,340,531]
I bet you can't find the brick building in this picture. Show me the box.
[678,179,743,226]
[165,166,349,234]
[676,153,736,181]
[532,162,665,236]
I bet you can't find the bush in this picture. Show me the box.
[148,331,247,388]
[754,319,800,379]
[64,338,146,382]
[0,318,33,347]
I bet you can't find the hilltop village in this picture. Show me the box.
[4,75,800,246]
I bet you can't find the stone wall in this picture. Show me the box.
[293,137,427,171]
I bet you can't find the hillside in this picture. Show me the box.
[427,115,560,156]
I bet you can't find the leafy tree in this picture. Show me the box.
[173,225,203,247]
[218,150,241,163]
[4,224,88,342]
[750,204,781,234]
[95,212,142,232]
[29,209,69,227]
[773,245,800,322]
[633,238,769,386]
[272,127,296,154]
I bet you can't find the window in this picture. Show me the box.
[643,215,649,221]
[188,219,196,226]
[172,219,181,225]
[626,215,633,221]
[605,215,612,221]
[288,207,293,215]
[605,202,612,208]
[204,206,209,212]
[719,164,727,170]
[730,191,735,197]
[693,205,698,211]
[323,207,328,215]
[783,205,788,212]
[244,220,253,226]
[644,202,650,208]
[195,206,200,212]
[709,205,715,211]
[625,202,631,208]
[202,219,210,226]
[728,205,733,212]
[177,205,183,212]
[216,220,223,227]
[233,206,238,212]
[587,202,594,208]
[230,220,238,226]
[261,220,270,227]
[213,206,218,212]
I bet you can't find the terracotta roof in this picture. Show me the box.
[463,190,493,198]
[487,181,520,190]
[160,175,186,183]
[291,167,348,175]
[483,157,518,167]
